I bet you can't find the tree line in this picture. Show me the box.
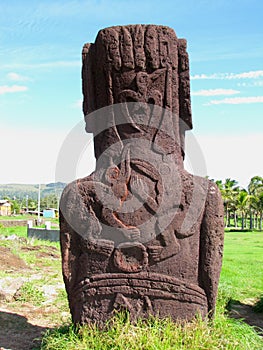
[214,176,263,230]
[0,182,65,202]
[3,194,59,214]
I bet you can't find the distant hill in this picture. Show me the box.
[0,182,66,200]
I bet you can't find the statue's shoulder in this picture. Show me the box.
[61,173,95,195]
[181,170,210,193]
[180,171,223,212]
[60,172,113,210]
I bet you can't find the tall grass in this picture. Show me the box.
[39,312,263,350]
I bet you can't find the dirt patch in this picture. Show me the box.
[230,302,263,336]
[0,247,27,271]
[36,251,60,259]
[21,245,60,259]
[20,246,42,252]
[21,245,58,253]
[0,307,50,350]
[0,237,69,349]
[0,300,70,350]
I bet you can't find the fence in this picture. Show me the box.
[27,220,59,242]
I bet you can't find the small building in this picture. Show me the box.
[43,208,58,219]
[0,200,12,216]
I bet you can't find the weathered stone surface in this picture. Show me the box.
[59,24,224,325]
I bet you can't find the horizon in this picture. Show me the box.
[0,172,261,191]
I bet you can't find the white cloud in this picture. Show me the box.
[191,70,263,80]
[191,73,222,80]
[208,96,263,105]
[232,71,263,79]
[0,85,28,95]
[192,89,240,96]
[7,72,31,81]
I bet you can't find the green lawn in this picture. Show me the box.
[0,225,27,237]
[220,231,263,302]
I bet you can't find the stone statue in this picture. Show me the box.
[59,25,224,325]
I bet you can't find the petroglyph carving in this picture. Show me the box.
[60,25,224,325]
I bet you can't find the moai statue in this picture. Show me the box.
[59,25,224,325]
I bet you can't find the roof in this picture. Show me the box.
[0,200,10,205]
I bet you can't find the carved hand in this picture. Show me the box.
[147,245,163,262]
[122,227,141,241]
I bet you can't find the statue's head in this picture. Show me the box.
[82,25,192,162]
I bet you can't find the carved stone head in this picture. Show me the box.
[82,25,192,161]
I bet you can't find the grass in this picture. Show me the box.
[0,224,60,247]
[220,231,263,302]
[0,227,262,349]
[39,312,263,350]
[0,225,27,237]
[0,225,77,330]
[0,214,59,232]
[15,281,46,306]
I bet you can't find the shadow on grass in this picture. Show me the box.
[0,310,51,350]
[227,300,263,337]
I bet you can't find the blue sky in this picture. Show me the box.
[0,0,262,188]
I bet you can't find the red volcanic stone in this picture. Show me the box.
[59,25,224,326]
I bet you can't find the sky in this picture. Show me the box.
[0,0,262,189]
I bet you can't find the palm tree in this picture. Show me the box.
[221,178,239,228]
[248,176,263,229]
[248,176,263,195]
[215,180,223,192]
[236,190,249,230]
[258,192,263,231]
[251,191,263,231]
